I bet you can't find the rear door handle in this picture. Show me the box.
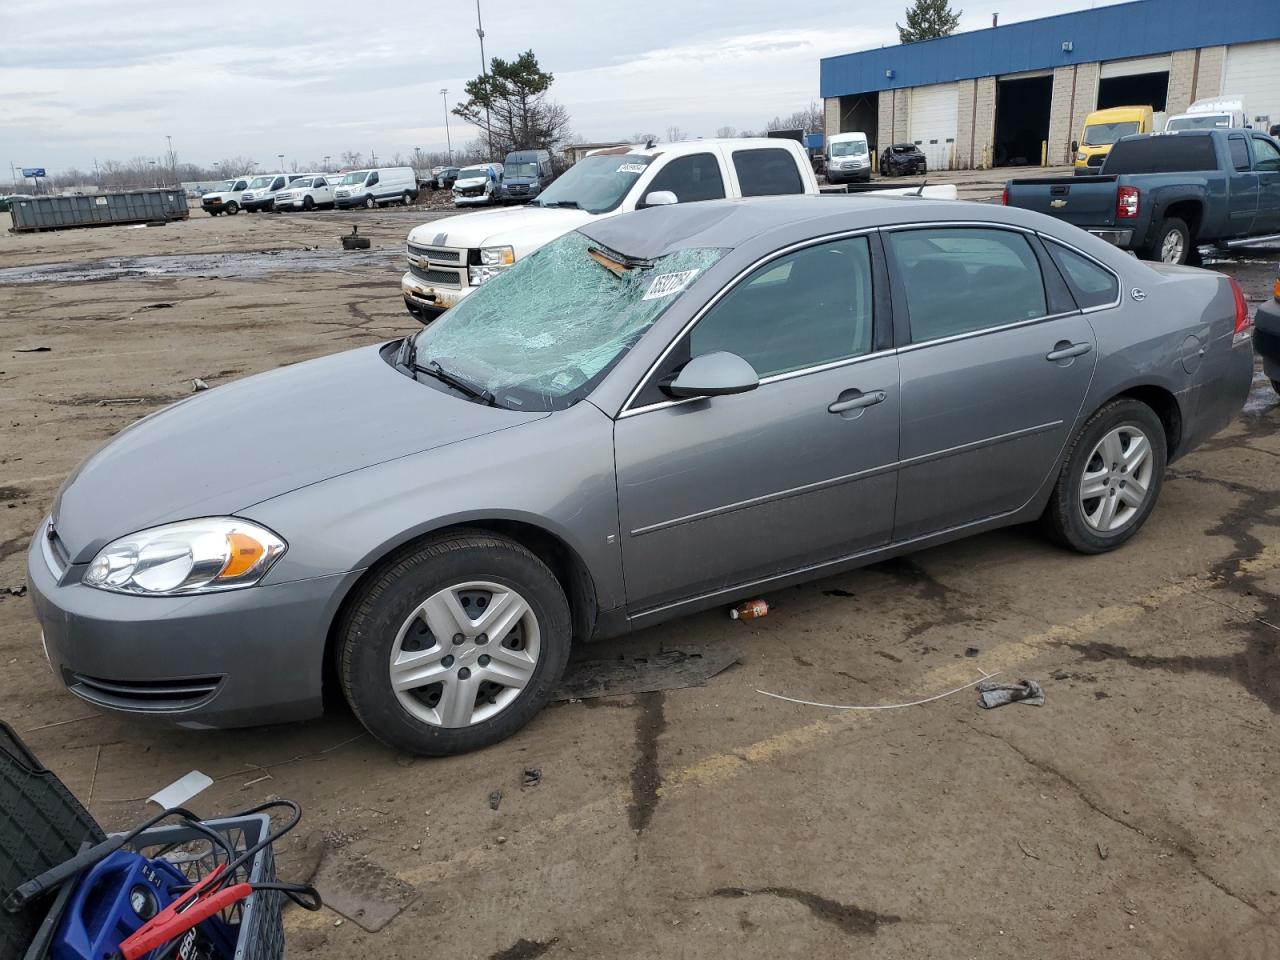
[828,389,887,414]
[1046,341,1093,361]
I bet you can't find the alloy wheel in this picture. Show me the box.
[1079,425,1154,533]
[1160,231,1184,264]
[389,580,541,728]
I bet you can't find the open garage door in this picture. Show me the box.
[1223,40,1280,131]
[909,83,957,171]
[837,94,880,152]
[994,72,1052,167]
[1098,54,1169,114]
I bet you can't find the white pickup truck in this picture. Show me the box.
[401,138,822,320]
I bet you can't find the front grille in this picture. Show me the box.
[1087,154,1105,167]
[456,187,484,197]
[408,244,461,263]
[69,673,222,712]
[410,264,463,287]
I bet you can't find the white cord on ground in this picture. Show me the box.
[756,668,998,711]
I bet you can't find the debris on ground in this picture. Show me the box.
[341,226,371,250]
[976,679,1045,709]
[964,647,980,657]
[5,585,26,598]
[96,398,144,406]
[553,647,739,701]
[730,599,769,621]
[139,302,174,310]
[759,670,997,711]
[146,769,213,808]
[488,790,502,811]
[191,377,209,392]
[522,768,542,788]
[314,854,419,932]
[14,346,51,353]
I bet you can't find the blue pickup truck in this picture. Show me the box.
[1004,129,1280,264]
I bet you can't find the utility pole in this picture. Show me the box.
[476,0,492,158]
[440,88,454,163]
[165,134,176,185]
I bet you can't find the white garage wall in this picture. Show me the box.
[909,83,959,171]
[1223,40,1280,130]
[1099,54,1172,79]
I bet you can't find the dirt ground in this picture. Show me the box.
[2,186,1279,960]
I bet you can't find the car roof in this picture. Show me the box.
[578,194,1062,261]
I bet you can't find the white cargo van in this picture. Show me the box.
[240,173,290,212]
[825,132,871,184]
[1165,97,1250,132]
[333,167,418,209]
[199,176,252,216]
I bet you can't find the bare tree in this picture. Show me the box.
[340,150,364,169]
[628,131,659,145]
[765,102,825,134]
[665,125,689,142]
[715,125,737,139]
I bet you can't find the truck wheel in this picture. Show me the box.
[225,202,239,215]
[338,530,572,756]
[402,191,413,206]
[1042,398,1166,554]
[302,196,315,211]
[364,196,376,210]
[1145,217,1190,264]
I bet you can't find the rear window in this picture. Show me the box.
[732,148,804,197]
[1103,136,1218,174]
[1045,241,1119,310]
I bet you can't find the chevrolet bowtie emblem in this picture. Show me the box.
[1050,199,1067,209]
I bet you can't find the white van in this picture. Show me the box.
[1165,96,1250,132]
[452,163,505,207]
[826,132,871,184]
[272,174,335,212]
[199,176,252,216]
[333,167,418,209]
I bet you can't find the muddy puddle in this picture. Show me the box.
[0,247,402,285]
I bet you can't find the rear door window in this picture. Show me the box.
[640,153,725,206]
[1228,136,1251,171]
[731,148,805,197]
[886,228,1048,343]
[1044,241,1119,310]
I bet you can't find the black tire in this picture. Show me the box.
[1042,398,1167,554]
[364,195,376,209]
[1143,216,1190,264]
[207,210,219,217]
[338,531,572,756]
[225,201,239,215]
[401,191,413,206]
[302,195,314,211]
[1271,379,1280,396]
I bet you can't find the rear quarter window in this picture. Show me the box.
[1045,241,1119,310]
[1104,136,1218,174]
[732,148,805,197]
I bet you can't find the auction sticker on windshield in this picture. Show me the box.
[616,163,648,175]
[642,269,700,300]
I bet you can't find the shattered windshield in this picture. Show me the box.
[532,154,653,213]
[412,230,724,411]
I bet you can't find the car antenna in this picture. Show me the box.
[645,138,656,149]
[914,178,929,197]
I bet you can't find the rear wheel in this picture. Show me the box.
[338,531,572,756]
[225,201,239,215]
[1144,217,1190,264]
[1043,399,1167,554]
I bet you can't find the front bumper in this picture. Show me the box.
[241,198,273,211]
[1255,298,1280,381]
[334,195,368,209]
[827,168,871,184]
[401,271,465,321]
[454,195,494,207]
[26,521,355,729]
[1087,228,1135,248]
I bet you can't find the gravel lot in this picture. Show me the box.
[1,185,1278,960]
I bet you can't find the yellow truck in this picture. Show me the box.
[1073,105,1155,175]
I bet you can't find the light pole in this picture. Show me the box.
[440,88,453,163]
[323,155,330,171]
[476,0,492,157]
[148,159,157,187]
[165,134,176,185]
[277,153,285,173]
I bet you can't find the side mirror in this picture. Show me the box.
[643,190,678,207]
[1071,140,1079,152]
[665,352,759,399]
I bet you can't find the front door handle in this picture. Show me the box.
[828,389,887,414]
[1046,341,1093,362]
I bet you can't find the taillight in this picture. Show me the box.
[1230,276,1252,345]
[1116,185,1140,219]
[1001,184,1009,206]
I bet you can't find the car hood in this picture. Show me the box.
[407,206,594,256]
[52,344,547,564]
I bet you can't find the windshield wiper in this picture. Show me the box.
[415,359,497,406]
[536,199,580,209]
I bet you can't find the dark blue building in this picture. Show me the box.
[819,0,1280,170]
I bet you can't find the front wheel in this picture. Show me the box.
[1042,399,1167,554]
[225,201,239,215]
[364,195,376,209]
[1144,217,1190,265]
[302,196,314,211]
[338,531,572,756]
[401,191,413,206]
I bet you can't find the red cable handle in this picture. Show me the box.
[118,865,252,960]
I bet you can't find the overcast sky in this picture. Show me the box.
[3,0,1126,175]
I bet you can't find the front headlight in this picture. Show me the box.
[82,518,286,595]
[1077,152,1087,161]
[480,245,514,266]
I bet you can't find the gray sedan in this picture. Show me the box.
[27,195,1255,755]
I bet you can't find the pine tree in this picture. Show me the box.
[897,0,962,43]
